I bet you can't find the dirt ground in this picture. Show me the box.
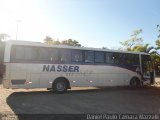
[0,78,160,119]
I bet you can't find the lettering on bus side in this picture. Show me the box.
[43,65,79,72]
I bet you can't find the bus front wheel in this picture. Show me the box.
[52,79,68,94]
[130,77,140,87]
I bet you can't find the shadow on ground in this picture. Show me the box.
[6,86,160,120]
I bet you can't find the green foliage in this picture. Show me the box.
[120,29,143,50]
[131,44,155,53]
[132,44,148,52]
[131,29,143,37]
[43,36,81,47]
[44,36,53,44]
[61,39,81,47]
[120,26,160,74]
[155,39,160,47]
[53,40,61,45]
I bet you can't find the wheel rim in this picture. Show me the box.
[132,80,137,86]
[131,79,138,86]
[56,82,65,91]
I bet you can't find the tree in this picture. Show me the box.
[120,29,143,51]
[153,25,160,56]
[44,36,81,47]
[131,44,155,54]
[147,25,160,74]
[155,24,160,49]
[0,33,10,41]
[53,39,61,45]
[156,40,160,47]
[61,39,81,47]
[44,36,53,45]
[132,44,149,52]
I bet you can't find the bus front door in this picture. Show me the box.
[141,55,154,85]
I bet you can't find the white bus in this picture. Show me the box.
[0,41,5,79]
[1,40,155,93]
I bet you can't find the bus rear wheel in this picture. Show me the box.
[130,77,140,87]
[52,79,67,94]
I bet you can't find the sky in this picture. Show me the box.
[0,0,160,49]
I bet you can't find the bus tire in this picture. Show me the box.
[52,78,68,94]
[130,77,140,87]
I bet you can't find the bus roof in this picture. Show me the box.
[5,40,149,55]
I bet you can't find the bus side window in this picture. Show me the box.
[24,47,37,61]
[124,54,129,64]
[60,49,71,63]
[49,48,60,63]
[95,52,104,63]
[15,46,25,60]
[113,53,119,64]
[85,51,94,63]
[71,50,83,62]
[106,52,114,64]
[125,54,132,64]
[116,53,125,65]
[12,46,38,62]
[38,47,49,61]
[133,54,139,65]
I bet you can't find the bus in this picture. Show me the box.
[1,40,155,93]
[0,41,5,79]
